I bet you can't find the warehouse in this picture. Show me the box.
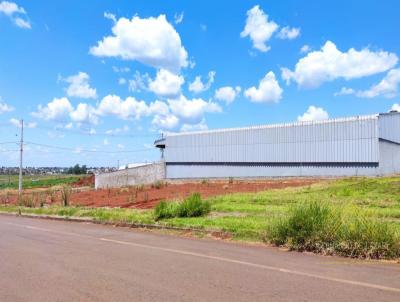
[155,112,400,178]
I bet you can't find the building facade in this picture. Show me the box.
[155,112,400,179]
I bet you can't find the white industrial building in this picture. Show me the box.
[155,112,400,178]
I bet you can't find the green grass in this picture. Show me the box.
[0,174,87,190]
[154,193,211,220]
[1,176,399,258]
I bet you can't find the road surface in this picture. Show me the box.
[0,215,399,301]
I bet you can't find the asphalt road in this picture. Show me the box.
[0,215,399,302]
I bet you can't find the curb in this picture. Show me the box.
[0,211,225,235]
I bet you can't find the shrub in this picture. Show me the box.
[154,201,179,220]
[17,194,35,208]
[61,186,72,207]
[177,193,211,218]
[266,201,400,259]
[154,193,211,220]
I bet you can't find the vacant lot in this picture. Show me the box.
[1,177,399,248]
[0,174,89,190]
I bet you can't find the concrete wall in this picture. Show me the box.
[95,162,165,189]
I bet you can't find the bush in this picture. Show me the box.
[177,193,211,218]
[154,193,211,220]
[154,201,179,220]
[266,201,400,259]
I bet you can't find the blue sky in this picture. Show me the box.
[0,0,399,167]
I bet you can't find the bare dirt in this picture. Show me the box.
[2,179,318,209]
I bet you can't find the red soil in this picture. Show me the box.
[2,179,318,209]
[72,175,94,187]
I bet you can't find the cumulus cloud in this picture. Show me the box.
[128,71,150,92]
[277,26,300,40]
[188,71,216,93]
[355,68,400,99]
[244,71,282,103]
[392,104,400,112]
[70,103,99,125]
[32,97,73,121]
[214,86,241,104]
[0,98,14,114]
[167,95,221,123]
[96,95,151,120]
[240,5,278,52]
[9,118,36,128]
[180,119,208,132]
[64,72,97,99]
[148,69,184,98]
[297,106,329,122]
[281,41,398,89]
[90,14,188,73]
[0,1,31,29]
[152,113,179,130]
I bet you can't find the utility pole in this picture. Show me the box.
[18,119,24,195]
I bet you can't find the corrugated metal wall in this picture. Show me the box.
[379,112,400,144]
[165,115,380,163]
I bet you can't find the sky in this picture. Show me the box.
[0,0,400,167]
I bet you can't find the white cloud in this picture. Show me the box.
[214,86,241,104]
[174,12,184,24]
[200,24,207,31]
[152,113,179,130]
[70,103,99,125]
[355,68,400,99]
[240,5,278,52]
[32,97,73,121]
[117,144,124,149]
[277,26,300,40]
[392,104,400,112]
[105,125,130,135]
[188,71,216,93]
[0,1,31,29]
[297,106,329,122]
[97,95,151,120]
[0,1,25,15]
[112,66,130,73]
[168,95,221,123]
[118,78,127,85]
[244,71,282,103]
[90,14,188,73]
[180,119,208,132]
[9,118,36,128]
[334,87,355,96]
[128,71,150,92]
[103,139,110,145]
[104,12,116,23]
[64,72,97,99]
[300,45,311,53]
[148,69,184,98]
[281,41,398,89]
[14,16,30,29]
[0,98,14,114]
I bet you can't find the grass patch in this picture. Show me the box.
[266,201,400,259]
[0,174,86,190]
[154,193,211,220]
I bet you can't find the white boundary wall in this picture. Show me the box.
[95,162,165,189]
